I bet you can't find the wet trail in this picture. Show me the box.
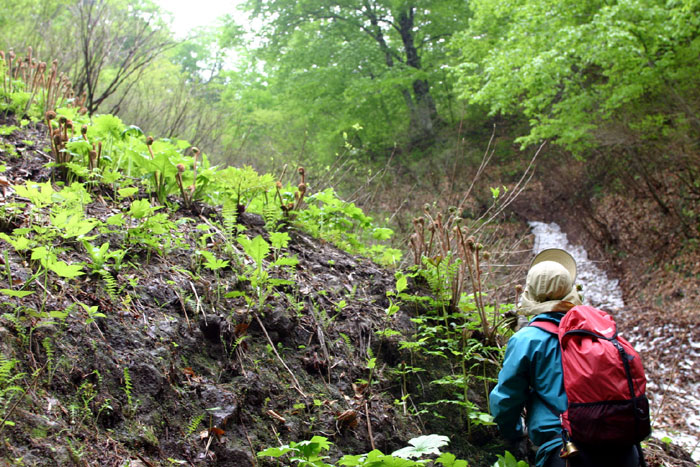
[530,221,624,311]
[528,221,700,462]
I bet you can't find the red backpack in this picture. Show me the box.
[530,305,651,446]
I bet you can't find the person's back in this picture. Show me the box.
[490,249,643,467]
[490,311,567,466]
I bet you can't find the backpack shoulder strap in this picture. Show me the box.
[528,319,564,417]
[528,319,559,335]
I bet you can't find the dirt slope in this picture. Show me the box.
[0,114,430,466]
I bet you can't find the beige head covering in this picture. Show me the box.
[520,257,582,316]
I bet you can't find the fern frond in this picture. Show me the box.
[222,199,238,243]
[186,413,204,437]
[262,202,282,230]
[99,269,118,301]
[0,356,17,385]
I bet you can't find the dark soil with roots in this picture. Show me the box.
[0,114,506,466]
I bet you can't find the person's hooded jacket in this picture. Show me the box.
[490,260,582,467]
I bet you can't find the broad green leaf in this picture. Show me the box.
[269,231,290,249]
[14,181,54,207]
[492,451,528,467]
[436,452,468,467]
[118,187,139,198]
[395,273,408,294]
[0,233,30,251]
[0,289,34,298]
[199,250,229,271]
[470,412,495,425]
[61,215,99,239]
[238,235,270,265]
[31,246,50,263]
[121,125,144,138]
[392,434,450,459]
[272,256,298,268]
[257,446,296,458]
[90,114,125,139]
[101,170,122,184]
[129,199,158,219]
[49,310,70,320]
[367,357,376,370]
[106,213,125,226]
[49,260,85,278]
[372,227,394,241]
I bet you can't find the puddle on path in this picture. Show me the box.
[529,221,700,462]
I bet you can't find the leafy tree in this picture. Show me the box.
[237,0,469,148]
[171,28,227,84]
[452,0,700,152]
[451,0,700,237]
[0,0,75,61]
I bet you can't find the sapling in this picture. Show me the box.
[175,163,189,207]
[198,250,229,302]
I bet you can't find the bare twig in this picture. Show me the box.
[174,288,192,332]
[471,141,544,236]
[240,421,259,467]
[189,281,205,324]
[455,123,498,214]
[254,313,307,398]
[364,400,376,451]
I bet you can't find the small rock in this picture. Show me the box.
[200,384,239,428]
[259,306,295,342]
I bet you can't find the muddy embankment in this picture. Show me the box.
[0,114,515,467]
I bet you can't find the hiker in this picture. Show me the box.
[490,249,642,467]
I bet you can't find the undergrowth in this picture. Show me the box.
[0,47,528,466]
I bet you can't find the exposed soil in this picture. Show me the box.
[0,115,508,466]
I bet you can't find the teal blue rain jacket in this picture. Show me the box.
[490,313,566,467]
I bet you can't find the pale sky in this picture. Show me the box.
[155,0,246,38]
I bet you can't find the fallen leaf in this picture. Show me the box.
[352,383,368,398]
[210,427,225,438]
[234,322,249,337]
[336,409,358,428]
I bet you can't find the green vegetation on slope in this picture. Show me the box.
[2,0,699,463]
[0,47,530,466]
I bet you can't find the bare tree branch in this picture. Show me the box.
[72,0,174,115]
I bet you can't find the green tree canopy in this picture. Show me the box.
[451,0,700,237]
[451,0,700,153]
[236,0,470,150]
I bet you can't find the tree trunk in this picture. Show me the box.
[398,7,440,142]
